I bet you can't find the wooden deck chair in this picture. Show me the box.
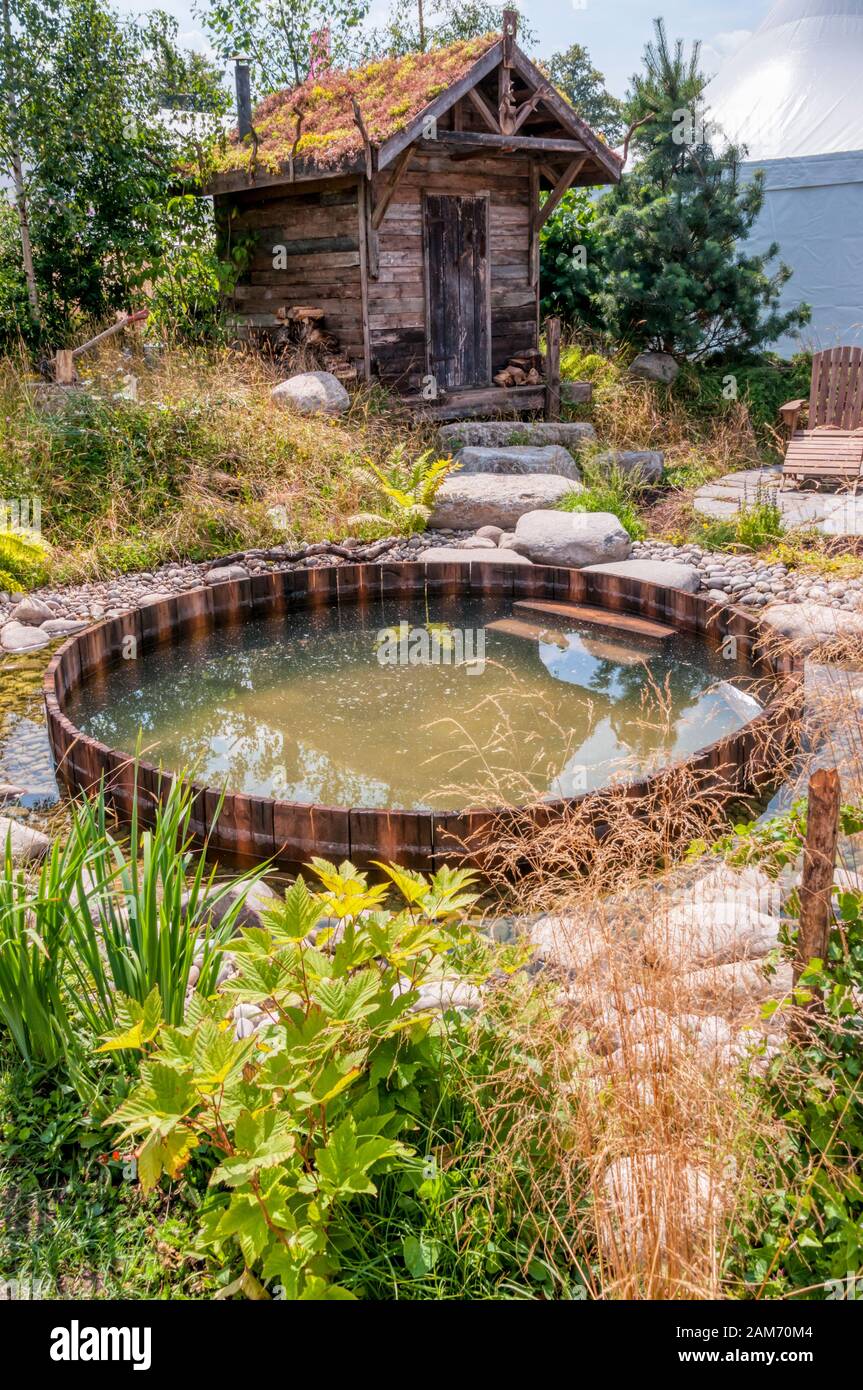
[780,347,863,486]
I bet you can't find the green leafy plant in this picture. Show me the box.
[0,775,269,1068]
[0,831,88,1067]
[353,445,459,533]
[61,775,269,1035]
[103,857,500,1299]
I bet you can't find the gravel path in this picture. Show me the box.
[2,528,859,639]
[631,538,863,611]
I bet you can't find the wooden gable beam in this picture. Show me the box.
[434,130,587,155]
[537,157,587,229]
[371,146,412,230]
[509,47,622,183]
[466,84,500,132]
[512,83,553,134]
[377,40,503,169]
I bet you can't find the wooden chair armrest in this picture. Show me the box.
[779,399,806,432]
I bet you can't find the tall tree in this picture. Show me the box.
[197,0,371,94]
[0,0,228,346]
[590,19,809,357]
[0,0,61,326]
[543,43,623,143]
[362,1,534,60]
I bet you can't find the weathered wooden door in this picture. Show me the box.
[424,194,490,390]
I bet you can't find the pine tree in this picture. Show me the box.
[592,19,810,359]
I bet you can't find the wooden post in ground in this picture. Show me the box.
[53,350,76,385]
[794,767,841,1018]
[545,315,561,421]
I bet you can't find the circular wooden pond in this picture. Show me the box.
[43,561,803,873]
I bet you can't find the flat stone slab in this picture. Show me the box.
[0,620,51,652]
[438,421,596,455]
[429,474,581,530]
[715,468,782,490]
[0,814,50,863]
[692,468,863,536]
[513,510,632,568]
[760,602,863,651]
[819,496,863,536]
[455,444,581,480]
[692,497,742,520]
[422,546,532,565]
[580,559,701,592]
[561,380,593,405]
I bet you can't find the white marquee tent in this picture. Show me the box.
[705,0,863,356]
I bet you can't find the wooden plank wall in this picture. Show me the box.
[215,125,540,392]
[369,147,537,391]
[214,180,366,367]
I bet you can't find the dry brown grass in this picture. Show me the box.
[443,634,863,1298]
[0,343,435,581]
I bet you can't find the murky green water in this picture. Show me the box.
[67,597,766,811]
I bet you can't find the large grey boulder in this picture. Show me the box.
[760,602,863,652]
[271,370,350,416]
[9,595,55,626]
[0,814,50,864]
[182,878,278,934]
[513,510,632,568]
[629,352,679,385]
[581,559,700,593]
[429,474,581,530]
[455,444,581,481]
[591,449,664,485]
[0,620,51,652]
[422,546,532,566]
[438,421,595,454]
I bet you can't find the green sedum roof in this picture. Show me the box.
[212,36,499,177]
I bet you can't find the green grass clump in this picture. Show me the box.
[557,459,648,540]
[697,494,785,553]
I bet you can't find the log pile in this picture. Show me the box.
[274,305,358,384]
[493,346,545,389]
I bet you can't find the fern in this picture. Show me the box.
[352,447,460,535]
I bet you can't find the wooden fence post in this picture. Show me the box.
[794,767,841,1017]
[545,315,561,421]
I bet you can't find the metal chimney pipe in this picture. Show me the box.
[234,58,252,139]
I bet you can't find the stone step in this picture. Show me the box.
[438,420,596,455]
[455,444,581,480]
[512,599,675,641]
[486,617,568,644]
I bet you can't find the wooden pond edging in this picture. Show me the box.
[42,561,804,874]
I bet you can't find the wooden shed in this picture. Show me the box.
[204,11,621,418]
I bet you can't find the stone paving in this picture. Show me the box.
[693,466,863,536]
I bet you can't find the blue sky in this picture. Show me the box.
[113,0,773,94]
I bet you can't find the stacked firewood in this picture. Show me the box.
[493,347,545,389]
[274,306,358,383]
